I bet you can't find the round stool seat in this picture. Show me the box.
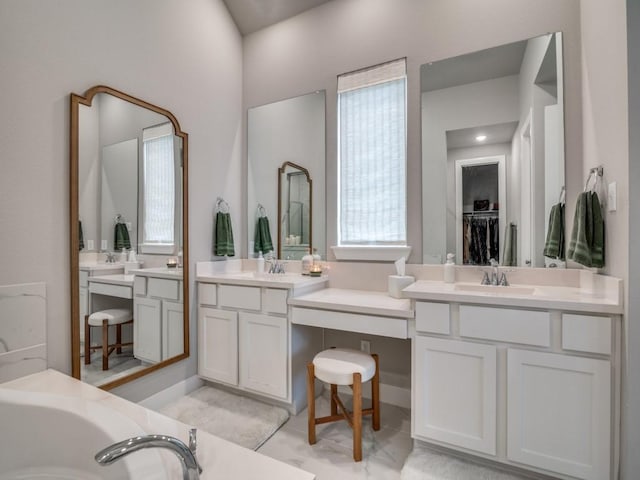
[88,308,132,327]
[312,348,376,386]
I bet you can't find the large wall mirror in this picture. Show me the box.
[247,91,326,261]
[70,85,189,390]
[421,32,565,268]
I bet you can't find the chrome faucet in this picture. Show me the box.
[265,251,285,274]
[95,428,202,480]
[103,251,116,263]
[481,259,509,286]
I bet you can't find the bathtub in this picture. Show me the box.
[0,388,167,480]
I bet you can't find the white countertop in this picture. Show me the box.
[289,288,414,318]
[88,274,135,286]
[79,262,124,272]
[403,280,623,314]
[1,370,314,480]
[129,267,184,280]
[197,270,329,291]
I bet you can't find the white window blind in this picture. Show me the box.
[142,123,175,249]
[338,58,407,245]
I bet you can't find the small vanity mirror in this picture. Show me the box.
[278,162,312,260]
[247,90,326,261]
[421,33,565,267]
[70,85,189,389]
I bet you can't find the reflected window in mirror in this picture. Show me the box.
[141,122,177,254]
[420,33,565,268]
[337,58,407,247]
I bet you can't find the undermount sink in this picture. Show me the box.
[453,284,536,295]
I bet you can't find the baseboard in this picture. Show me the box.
[336,381,411,409]
[138,375,203,410]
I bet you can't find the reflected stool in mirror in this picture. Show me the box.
[84,308,133,371]
[306,348,380,461]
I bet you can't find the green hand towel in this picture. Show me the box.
[567,191,604,268]
[214,212,235,256]
[254,216,274,254]
[543,203,565,260]
[114,223,131,250]
[79,220,85,251]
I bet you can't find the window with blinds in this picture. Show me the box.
[337,58,407,245]
[141,122,175,253]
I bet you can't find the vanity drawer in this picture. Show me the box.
[460,305,550,347]
[415,301,450,334]
[198,283,217,306]
[291,307,408,339]
[562,314,612,355]
[148,278,180,301]
[219,285,261,311]
[263,288,288,315]
[89,282,133,299]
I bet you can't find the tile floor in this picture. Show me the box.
[257,394,413,480]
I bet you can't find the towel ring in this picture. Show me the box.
[558,186,566,204]
[257,204,267,218]
[114,214,123,224]
[584,166,603,192]
[216,197,229,213]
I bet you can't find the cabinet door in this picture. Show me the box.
[134,297,162,363]
[162,300,184,360]
[79,286,88,344]
[198,307,238,385]
[507,349,610,480]
[413,336,497,455]
[239,312,288,399]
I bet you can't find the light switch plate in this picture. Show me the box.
[87,239,94,251]
[608,182,617,212]
[101,239,108,250]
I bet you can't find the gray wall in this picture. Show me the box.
[0,0,243,401]
[243,0,583,266]
[625,0,639,477]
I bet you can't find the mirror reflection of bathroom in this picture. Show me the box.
[454,154,506,266]
[282,170,311,259]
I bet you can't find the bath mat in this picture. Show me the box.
[158,386,289,450]
[401,444,531,480]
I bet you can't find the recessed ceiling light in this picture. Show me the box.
[476,135,487,142]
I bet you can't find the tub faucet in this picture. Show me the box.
[95,428,202,480]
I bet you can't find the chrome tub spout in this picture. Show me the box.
[95,430,202,480]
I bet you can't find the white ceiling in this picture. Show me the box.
[222,0,333,35]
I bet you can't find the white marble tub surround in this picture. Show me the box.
[0,282,47,383]
[1,370,315,480]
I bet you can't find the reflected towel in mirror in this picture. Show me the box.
[114,222,131,250]
[79,220,85,251]
[215,211,235,256]
[543,203,565,260]
[254,216,273,254]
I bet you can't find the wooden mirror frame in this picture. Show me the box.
[69,85,189,390]
[277,161,312,259]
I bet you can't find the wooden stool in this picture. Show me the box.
[306,348,380,461]
[84,308,133,371]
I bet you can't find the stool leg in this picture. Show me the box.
[353,372,362,462]
[84,315,90,365]
[102,319,109,371]
[307,363,316,445]
[116,324,122,354]
[330,384,338,416]
[372,353,381,431]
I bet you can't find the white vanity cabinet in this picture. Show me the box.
[133,272,183,364]
[197,278,325,411]
[411,301,620,480]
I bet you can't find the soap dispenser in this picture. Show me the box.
[301,249,313,275]
[257,251,265,274]
[119,248,127,264]
[444,253,455,283]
